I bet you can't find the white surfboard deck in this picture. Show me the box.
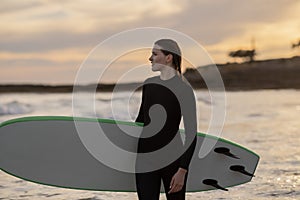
[0,116,259,192]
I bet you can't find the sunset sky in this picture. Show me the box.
[1,0,299,84]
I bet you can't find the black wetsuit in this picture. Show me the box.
[135,75,197,200]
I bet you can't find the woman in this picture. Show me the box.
[135,39,197,200]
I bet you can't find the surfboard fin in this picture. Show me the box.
[214,147,240,159]
[230,165,255,177]
[202,179,228,191]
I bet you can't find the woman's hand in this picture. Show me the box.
[168,168,187,194]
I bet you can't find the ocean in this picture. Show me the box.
[0,90,299,199]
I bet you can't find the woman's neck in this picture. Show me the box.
[159,66,177,80]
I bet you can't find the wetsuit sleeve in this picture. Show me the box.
[179,86,197,170]
[135,84,146,123]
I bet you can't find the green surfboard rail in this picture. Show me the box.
[0,116,259,158]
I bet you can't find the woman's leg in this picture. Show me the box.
[136,171,161,200]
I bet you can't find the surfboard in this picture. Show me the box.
[0,116,259,192]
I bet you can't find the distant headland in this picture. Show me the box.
[185,56,300,91]
[0,56,299,93]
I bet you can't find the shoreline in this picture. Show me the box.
[1,56,299,93]
[0,83,143,93]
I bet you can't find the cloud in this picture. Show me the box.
[0,30,108,52]
[157,0,297,45]
[0,0,43,14]
[0,48,87,63]
[0,0,299,83]
[1,0,295,53]
[0,0,184,52]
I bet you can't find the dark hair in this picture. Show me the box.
[155,39,182,74]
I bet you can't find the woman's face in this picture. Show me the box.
[149,45,169,72]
